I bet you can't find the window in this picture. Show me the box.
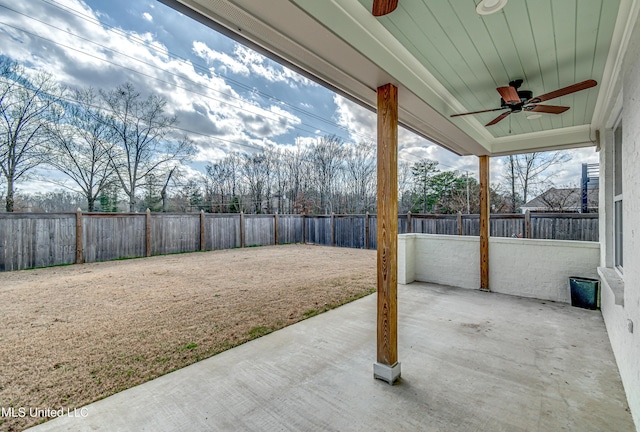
[613,122,623,269]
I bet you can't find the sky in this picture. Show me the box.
[0,0,599,196]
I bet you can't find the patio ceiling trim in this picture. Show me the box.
[591,0,640,128]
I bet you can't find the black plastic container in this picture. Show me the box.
[569,277,600,310]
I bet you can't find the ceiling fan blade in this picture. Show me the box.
[372,0,399,16]
[525,105,570,114]
[450,107,507,118]
[528,79,597,103]
[497,86,520,104]
[486,111,511,126]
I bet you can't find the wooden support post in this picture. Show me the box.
[145,208,152,257]
[302,213,306,244]
[75,208,83,264]
[239,211,245,248]
[365,212,370,249]
[373,83,400,384]
[200,210,206,251]
[479,156,490,291]
[406,211,412,234]
[525,210,531,239]
[457,212,463,236]
[331,212,335,247]
[274,212,279,245]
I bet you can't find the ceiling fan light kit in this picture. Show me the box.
[476,0,508,15]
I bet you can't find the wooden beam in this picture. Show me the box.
[274,212,279,245]
[75,208,83,264]
[200,210,206,251]
[365,212,370,250]
[239,211,245,248]
[375,83,399,382]
[145,208,152,257]
[479,156,490,291]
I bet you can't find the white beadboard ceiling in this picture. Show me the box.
[165,0,637,156]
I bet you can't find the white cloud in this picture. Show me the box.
[142,12,153,22]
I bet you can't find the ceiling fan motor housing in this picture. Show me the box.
[500,89,533,109]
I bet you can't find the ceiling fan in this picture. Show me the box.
[450,79,598,126]
[372,0,398,16]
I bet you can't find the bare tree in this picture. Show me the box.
[310,135,345,214]
[0,60,64,211]
[45,88,115,212]
[503,151,571,211]
[345,141,375,213]
[241,153,268,213]
[100,82,194,211]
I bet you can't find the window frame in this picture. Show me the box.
[613,119,623,271]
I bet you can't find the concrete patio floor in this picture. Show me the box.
[28,283,634,432]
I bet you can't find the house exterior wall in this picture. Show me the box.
[598,13,640,429]
[397,234,599,303]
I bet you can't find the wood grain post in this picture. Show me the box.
[479,156,490,291]
[373,83,400,384]
[274,212,279,245]
[75,208,83,264]
[302,212,306,244]
[200,210,206,251]
[239,211,245,248]
[365,212,370,249]
[145,208,152,257]
[406,211,412,234]
[457,212,463,236]
[525,210,531,239]
[331,212,335,247]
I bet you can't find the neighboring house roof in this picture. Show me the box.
[522,187,599,212]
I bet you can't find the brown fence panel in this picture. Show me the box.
[411,214,458,235]
[205,214,240,250]
[334,215,366,248]
[489,214,525,238]
[306,216,332,246]
[0,213,76,271]
[151,214,200,255]
[530,213,599,241]
[244,214,275,246]
[83,214,145,263]
[278,215,303,244]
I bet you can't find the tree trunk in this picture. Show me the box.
[87,194,95,212]
[5,177,14,212]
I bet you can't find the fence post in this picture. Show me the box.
[406,211,412,234]
[457,212,463,236]
[239,211,245,248]
[302,213,306,244]
[75,208,83,264]
[145,209,152,257]
[274,212,279,245]
[525,210,531,239]
[365,212,370,249]
[331,212,335,247]
[200,210,206,251]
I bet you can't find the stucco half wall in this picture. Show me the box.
[398,234,600,303]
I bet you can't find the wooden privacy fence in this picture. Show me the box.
[0,211,598,272]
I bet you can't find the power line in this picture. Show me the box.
[9,0,377,144]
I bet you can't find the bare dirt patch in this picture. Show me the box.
[0,244,375,431]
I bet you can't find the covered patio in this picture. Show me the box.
[28,282,633,431]
[26,0,639,429]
